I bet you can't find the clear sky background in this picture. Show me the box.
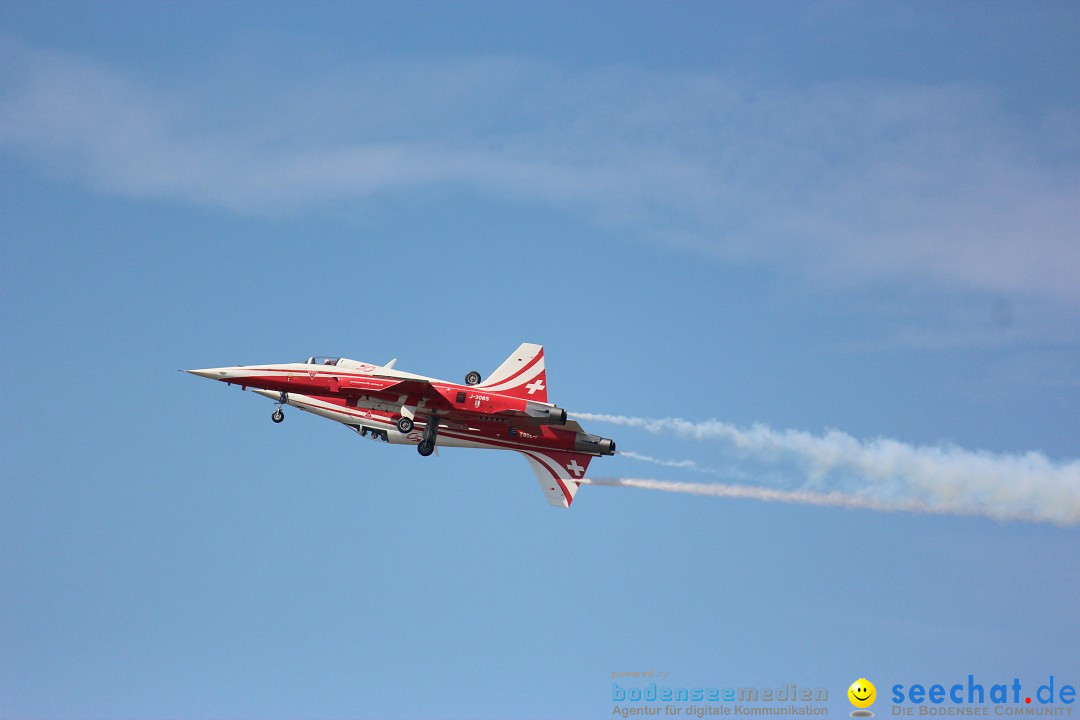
[2,2,1078,718]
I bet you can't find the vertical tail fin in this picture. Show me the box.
[478,343,548,402]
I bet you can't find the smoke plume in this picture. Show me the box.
[575,413,1080,525]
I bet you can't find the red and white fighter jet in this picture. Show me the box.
[186,343,615,507]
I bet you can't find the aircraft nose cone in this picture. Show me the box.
[185,368,231,380]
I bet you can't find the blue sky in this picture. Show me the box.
[1,2,1078,718]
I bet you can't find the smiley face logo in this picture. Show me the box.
[848,678,876,708]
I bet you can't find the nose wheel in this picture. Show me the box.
[271,391,288,423]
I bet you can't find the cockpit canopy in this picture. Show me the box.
[304,356,340,366]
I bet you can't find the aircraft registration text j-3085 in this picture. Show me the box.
[185,343,615,508]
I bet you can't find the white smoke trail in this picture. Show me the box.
[580,477,972,517]
[618,450,707,472]
[617,450,789,485]
[575,413,1080,525]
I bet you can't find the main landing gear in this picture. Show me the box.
[464,370,482,386]
[271,391,288,423]
[417,416,440,457]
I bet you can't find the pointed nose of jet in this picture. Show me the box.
[185,368,235,381]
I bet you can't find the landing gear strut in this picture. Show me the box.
[417,416,440,456]
[272,391,288,423]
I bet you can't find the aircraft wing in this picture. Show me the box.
[377,378,450,401]
[341,377,456,409]
[520,449,592,508]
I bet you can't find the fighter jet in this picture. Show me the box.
[186,343,614,507]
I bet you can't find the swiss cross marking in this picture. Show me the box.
[525,379,545,395]
[567,459,584,477]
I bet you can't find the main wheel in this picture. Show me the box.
[396,416,414,433]
[271,408,285,423]
[465,370,481,385]
[417,440,435,457]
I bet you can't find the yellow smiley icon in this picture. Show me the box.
[848,678,876,708]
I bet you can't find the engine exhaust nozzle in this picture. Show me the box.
[525,401,568,425]
[574,432,616,456]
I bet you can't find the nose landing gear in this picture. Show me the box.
[271,391,288,423]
